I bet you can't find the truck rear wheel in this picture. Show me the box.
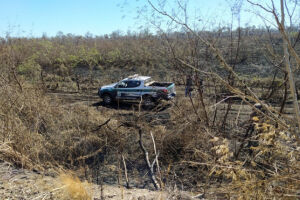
[142,96,154,108]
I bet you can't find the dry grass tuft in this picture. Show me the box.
[59,173,92,200]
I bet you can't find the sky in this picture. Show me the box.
[0,0,289,37]
[0,0,142,37]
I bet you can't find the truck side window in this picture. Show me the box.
[126,81,141,88]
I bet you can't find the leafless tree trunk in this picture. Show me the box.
[280,73,288,115]
[280,0,300,132]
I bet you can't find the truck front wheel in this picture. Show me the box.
[103,94,113,105]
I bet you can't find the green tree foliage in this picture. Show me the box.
[17,55,41,81]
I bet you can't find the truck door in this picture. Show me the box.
[126,80,142,99]
[116,80,141,99]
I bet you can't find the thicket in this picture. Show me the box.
[1,27,298,91]
[0,33,176,92]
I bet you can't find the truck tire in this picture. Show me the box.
[142,96,154,107]
[103,94,113,105]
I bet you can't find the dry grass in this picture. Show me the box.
[0,61,299,199]
[0,79,122,170]
[0,141,41,170]
[59,173,92,200]
[1,78,299,199]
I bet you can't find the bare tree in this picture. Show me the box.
[247,0,300,133]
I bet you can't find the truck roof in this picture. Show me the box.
[124,74,151,81]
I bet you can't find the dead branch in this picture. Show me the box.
[150,131,162,187]
[121,154,130,189]
[76,148,103,161]
[138,128,160,190]
[92,118,111,132]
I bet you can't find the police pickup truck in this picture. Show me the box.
[98,74,176,106]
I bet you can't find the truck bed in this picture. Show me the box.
[149,82,173,87]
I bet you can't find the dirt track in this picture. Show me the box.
[48,87,296,126]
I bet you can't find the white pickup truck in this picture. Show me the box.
[98,74,176,106]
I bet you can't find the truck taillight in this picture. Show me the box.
[162,89,168,93]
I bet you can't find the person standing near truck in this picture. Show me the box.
[185,74,193,97]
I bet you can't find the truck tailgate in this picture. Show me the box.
[167,83,175,94]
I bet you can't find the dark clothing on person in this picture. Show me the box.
[185,75,193,97]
